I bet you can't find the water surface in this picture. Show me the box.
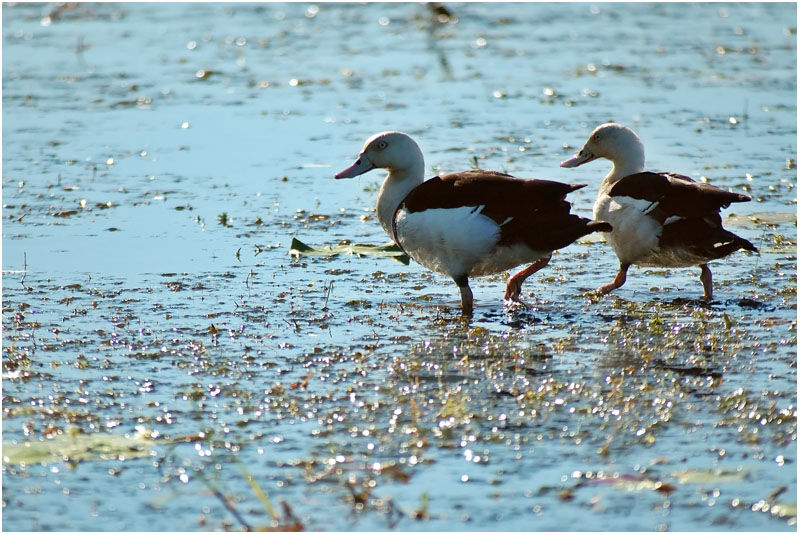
[2,3,796,531]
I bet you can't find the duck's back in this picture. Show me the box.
[596,171,755,267]
[393,170,599,277]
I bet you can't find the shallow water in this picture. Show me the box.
[2,2,797,531]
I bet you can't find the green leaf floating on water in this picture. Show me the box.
[3,428,160,466]
[725,211,796,227]
[672,467,751,484]
[768,502,797,518]
[289,237,410,265]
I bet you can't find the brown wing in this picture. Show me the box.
[401,170,585,217]
[609,171,751,220]
[396,170,603,251]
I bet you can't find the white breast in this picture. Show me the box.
[395,206,551,278]
[395,206,502,277]
[594,194,662,265]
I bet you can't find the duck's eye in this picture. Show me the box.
[593,134,600,141]
[376,140,388,150]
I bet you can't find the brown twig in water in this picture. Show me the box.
[207,484,253,531]
[20,253,27,287]
[323,279,334,308]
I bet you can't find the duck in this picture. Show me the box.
[335,131,611,315]
[560,122,757,300]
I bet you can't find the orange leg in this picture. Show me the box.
[699,263,713,300]
[598,263,630,295]
[504,257,551,304]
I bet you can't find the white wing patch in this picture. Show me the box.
[613,196,660,216]
[642,201,660,215]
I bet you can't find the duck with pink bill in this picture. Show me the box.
[335,131,611,315]
[561,123,757,300]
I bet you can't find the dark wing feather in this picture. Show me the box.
[660,217,758,258]
[401,170,585,215]
[609,172,751,220]
[396,170,604,252]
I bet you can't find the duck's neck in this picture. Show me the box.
[376,163,424,237]
[604,140,646,185]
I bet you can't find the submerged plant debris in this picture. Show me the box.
[2,2,796,532]
[289,237,410,264]
[3,427,162,466]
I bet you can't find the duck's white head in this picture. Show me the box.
[335,131,424,181]
[335,131,426,237]
[560,123,645,180]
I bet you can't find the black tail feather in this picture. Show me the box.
[537,217,612,251]
[661,218,758,259]
[738,236,758,253]
[588,220,613,233]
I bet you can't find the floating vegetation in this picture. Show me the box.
[217,212,232,227]
[3,427,161,466]
[289,237,410,264]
